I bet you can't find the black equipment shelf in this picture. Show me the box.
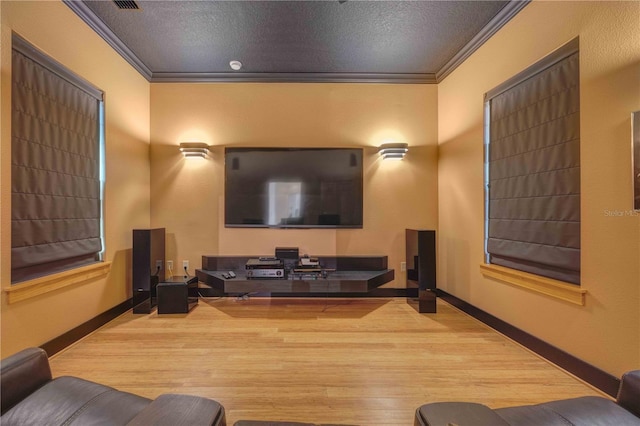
[197,269,394,294]
[196,255,394,294]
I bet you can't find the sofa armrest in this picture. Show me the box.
[1,347,52,415]
[127,394,226,426]
[617,370,640,418]
[415,402,510,426]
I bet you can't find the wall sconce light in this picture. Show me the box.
[179,142,210,159]
[378,142,408,160]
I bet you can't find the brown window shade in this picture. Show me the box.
[11,34,103,284]
[485,38,580,285]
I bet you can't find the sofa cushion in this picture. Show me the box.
[618,370,640,418]
[1,376,150,426]
[0,347,52,415]
[234,421,316,426]
[233,422,354,426]
[127,394,226,426]
[496,396,640,426]
[415,402,510,426]
[496,403,581,426]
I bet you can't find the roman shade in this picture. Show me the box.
[11,34,104,283]
[485,38,580,284]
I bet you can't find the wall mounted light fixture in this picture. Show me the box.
[378,142,408,160]
[179,142,210,159]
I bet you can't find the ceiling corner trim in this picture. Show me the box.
[63,0,152,81]
[435,0,531,82]
[150,72,437,84]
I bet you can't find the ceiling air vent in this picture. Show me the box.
[113,0,140,10]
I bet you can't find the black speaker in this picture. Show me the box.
[132,228,165,314]
[275,247,299,259]
[406,229,436,313]
[157,276,198,314]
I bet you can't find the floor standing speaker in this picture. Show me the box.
[406,229,436,313]
[132,228,165,314]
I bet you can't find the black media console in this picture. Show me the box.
[196,255,394,295]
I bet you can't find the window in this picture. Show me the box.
[11,34,104,284]
[484,38,580,285]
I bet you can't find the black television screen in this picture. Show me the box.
[225,148,363,228]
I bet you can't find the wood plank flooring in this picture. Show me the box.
[49,298,604,425]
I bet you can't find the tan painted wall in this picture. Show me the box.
[438,0,640,375]
[150,83,438,285]
[0,1,151,357]
[5,0,635,379]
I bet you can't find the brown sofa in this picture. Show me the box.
[1,347,226,425]
[415,370,640,426]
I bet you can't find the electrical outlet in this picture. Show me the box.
[182,260,189,271]
[155,260,163,270]
[400,261,406,272]
[167,260,174,270]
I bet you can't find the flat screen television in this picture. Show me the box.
[225,147,363,228]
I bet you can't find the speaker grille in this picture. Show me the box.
[113,0,140,10]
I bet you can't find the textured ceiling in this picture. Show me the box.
[65,0,529,83]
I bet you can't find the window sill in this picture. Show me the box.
[4,261,112,304]
[479,263,586,306]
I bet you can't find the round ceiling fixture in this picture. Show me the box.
[229,60,242,71]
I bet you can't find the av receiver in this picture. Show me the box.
[246,269,285,278]
[245,258,285,279]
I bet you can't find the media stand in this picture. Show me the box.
[196,255,394,295]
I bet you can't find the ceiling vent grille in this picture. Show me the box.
[113,0,139,10]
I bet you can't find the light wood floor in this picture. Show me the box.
[49,297,603,425]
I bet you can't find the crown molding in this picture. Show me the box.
[63,0,152,80]
[150,72,437,84]
[436,0,531,82]
[65,0,527,84]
